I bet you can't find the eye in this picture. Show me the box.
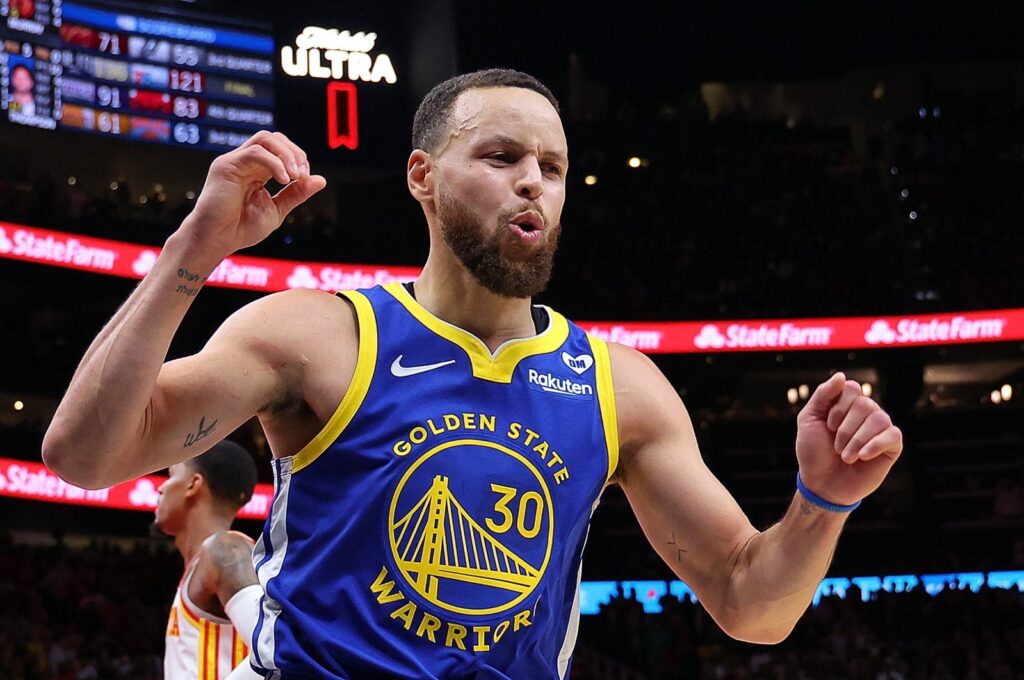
[486,152,514,164]
[542,164,564,177]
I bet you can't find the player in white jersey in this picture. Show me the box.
[154,441,263,680]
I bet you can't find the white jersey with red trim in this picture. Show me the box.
[165,560,250,680]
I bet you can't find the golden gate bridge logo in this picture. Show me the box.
[388,440,553,616]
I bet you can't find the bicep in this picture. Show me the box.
[611,345,756,615]
[138,303,292,478]
[203,533,259,607]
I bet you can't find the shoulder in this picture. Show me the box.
[604,341,679,409]
[198,530,255,569]
[193,531,258,603]
[206,289,358,378]
[603,342,694,479]
[216,288,357,345]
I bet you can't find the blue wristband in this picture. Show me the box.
[796,473,861,513]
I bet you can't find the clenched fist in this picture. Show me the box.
[795,373,904,507]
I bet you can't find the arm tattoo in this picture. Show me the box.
[183,416,218,447]
[210,534,258,601]
[174,267,207,298]
[667,531,688,563]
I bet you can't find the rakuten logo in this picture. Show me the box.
[527,369,594,397]
[865,316,1007,345]
[694,323,833,349]
[2,228,117,270]
[586,326,663,350]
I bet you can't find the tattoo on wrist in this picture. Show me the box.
[184,416,218,447]
[175,267,207,297]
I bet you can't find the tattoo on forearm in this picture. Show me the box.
[184,416,218,447]
[174,267,207,298]
[667,531,688,563]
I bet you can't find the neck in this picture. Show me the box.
[415,248,538,353]
[174,508,232,566]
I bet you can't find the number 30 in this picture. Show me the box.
[486,483,544,539]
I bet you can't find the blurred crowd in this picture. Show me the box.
[0,537,176,680]
[575,580,1024,680]
[2,533,1022,680]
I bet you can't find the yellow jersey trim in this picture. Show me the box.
[292,290,378,473]
[589,336,619,482]
[383,282,569,383]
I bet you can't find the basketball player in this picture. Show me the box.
[155,440,263,680]
[44,69,902,678]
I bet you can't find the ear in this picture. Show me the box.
[185,473,205,500]
[407,149,434,203]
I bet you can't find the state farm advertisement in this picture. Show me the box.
[0,457,273,520]
[584,309,1024,354]
[3,221,1023,354]
[0,221,418,293]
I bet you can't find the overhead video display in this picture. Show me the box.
[0,0,274,151]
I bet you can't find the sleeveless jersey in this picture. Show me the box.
[252,282,618,679]
[165,558,250,680]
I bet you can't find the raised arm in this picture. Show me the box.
[42,132,327,488]
[610,344,902,644]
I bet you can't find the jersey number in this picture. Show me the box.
[486,483,544,538]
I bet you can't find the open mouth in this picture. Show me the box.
[509,210,544,234]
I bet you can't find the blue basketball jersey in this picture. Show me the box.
[251,282,618,679]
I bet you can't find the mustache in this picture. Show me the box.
[499,203,549,227]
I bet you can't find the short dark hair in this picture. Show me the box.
[412,68,559,153]
[188,441,257,511]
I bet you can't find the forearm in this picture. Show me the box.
[43,225,223,487]
[721,492,847,643]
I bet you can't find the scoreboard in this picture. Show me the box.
[0,0,274,151]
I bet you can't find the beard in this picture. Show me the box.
[437,191,560,299]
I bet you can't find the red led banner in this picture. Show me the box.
[0,457,273,520]
[0,221,418,292]
[3,221,1023,353]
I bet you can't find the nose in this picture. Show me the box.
[513,158,543,200]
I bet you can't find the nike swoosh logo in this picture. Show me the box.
[390,355,456,378]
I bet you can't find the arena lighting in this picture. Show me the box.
[185,191,196,200]
[139,196,148,204]
[584,175,598,186]
[627,156,642,168]
[109,181,118,191]
[67,177,76,186]
[798,384,810,400]
[862,382,874,398]
[890,166,899,175]
[13,400,24,411]
[786,388,799,405]
[909,211,918,221]
[900,189,909,199]
[991,390,1002,404]
[1000,384,1013,401]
